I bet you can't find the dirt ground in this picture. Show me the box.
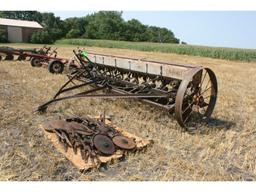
[0,43,256,181]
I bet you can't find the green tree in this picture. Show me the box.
[64,17,87,37]
[30,30,53,44]
[157,27,179,43]
[144,26,179,43]
[66,29,82,38]
[123,19,147,41]
[0,28,7,43]
[40,13,65,40]
[83,11,125,40]
[0,11,42,22]
[0,11,181,44]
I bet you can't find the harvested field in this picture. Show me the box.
[0,43,256,181]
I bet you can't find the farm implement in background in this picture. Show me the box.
[37,49,218,129]
[0,46,69,73]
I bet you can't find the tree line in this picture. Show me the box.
[0,11,180,44]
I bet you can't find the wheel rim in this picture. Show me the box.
[34,59,42,67]
[53,63,61,73]
[175,67,218,128]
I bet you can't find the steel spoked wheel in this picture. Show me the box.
[175,67,218,129]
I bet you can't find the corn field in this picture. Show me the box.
[56,39,256,62]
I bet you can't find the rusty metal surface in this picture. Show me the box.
[175,67,218,128]
[112,135,136,150]
[37,48,218,129]
[93,134,115,155]
[0,46,52,61]
[0,46,69,73]
[43,115,137,165]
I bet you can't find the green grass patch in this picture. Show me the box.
[56,39,256,62]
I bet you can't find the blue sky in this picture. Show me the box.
[53,11,256,49]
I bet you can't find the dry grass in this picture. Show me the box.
[0,43,256,181]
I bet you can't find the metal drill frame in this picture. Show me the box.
[37,49,218,129]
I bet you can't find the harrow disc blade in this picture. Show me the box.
[67,121,84,130]
[112,135,136,150]
[65,121,94,135]
[93,134,115,155]
[44,120,67,132]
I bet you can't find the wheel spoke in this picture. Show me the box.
[183,110,193,123]
[176,68,217,128]
[200,85,212,95]
[202,78,211,92]
[202,95,211,100]
[199,70,207,89]
[182,102,194,114]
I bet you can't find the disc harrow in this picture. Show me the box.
[37,49,218,129]
[44,115,136,165]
